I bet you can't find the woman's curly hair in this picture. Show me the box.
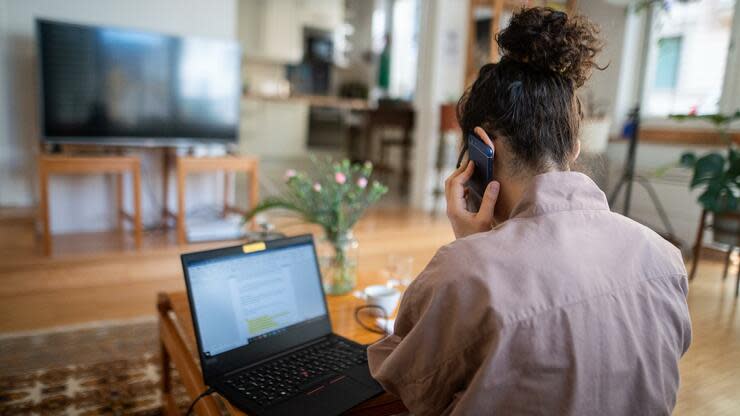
[458,7,604,172]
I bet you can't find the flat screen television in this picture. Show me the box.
[37,20,241,146]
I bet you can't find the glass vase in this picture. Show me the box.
[318,230,359,295]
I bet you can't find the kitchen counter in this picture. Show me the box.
[243,93,371,111]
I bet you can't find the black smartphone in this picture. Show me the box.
[466,133,494,211]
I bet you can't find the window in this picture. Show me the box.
[389,0,420,99]
[642,0,737,117]
[654,36,682,89]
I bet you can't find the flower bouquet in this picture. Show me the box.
[245,158,388,295]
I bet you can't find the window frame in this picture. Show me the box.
[637,0,740,131]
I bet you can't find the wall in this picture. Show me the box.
[722,0,740,112]
[606,141,706,247]
[409,0,469,211]
[0,0,17,206]
[0,0,237,232]
[578,0,630,135]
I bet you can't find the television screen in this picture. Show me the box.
[37,20,241,146]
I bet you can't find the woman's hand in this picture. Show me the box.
[445,128,500,239]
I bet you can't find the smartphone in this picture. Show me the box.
[466,133,494,211]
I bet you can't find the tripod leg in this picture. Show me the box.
[608,174,628,208]
[623,173,635,217]
[634,176,678,238]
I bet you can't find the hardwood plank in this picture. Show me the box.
[0,279,183,332]
[674,260,740,416]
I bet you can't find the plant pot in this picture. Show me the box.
[317,230,359,295]
[713,212,740,246]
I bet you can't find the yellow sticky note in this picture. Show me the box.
[242,242,266,253]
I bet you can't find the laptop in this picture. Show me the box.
[181,234,385,416]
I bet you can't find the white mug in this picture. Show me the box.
[354,285,401,317]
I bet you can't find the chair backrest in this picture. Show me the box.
[367,106,415,132]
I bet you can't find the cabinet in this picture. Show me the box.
[238,0,302,63]
[239,98,310,158]
[298,0,345,31]
[238,0,345,63]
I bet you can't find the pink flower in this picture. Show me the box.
[357,177,368,188]
[313,182,322,192]
[334,172,347,184]
[284,169,297,181]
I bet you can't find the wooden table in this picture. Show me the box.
[157,291,407,415]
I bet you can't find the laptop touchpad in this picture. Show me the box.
[305,375,375,413]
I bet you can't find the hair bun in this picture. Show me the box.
[497,7,602,88]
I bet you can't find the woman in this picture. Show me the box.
[368,7,691,415]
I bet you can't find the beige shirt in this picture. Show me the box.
[368,172,691,415]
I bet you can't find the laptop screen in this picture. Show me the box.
[186,241,328,357]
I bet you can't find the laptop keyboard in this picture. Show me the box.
[225,338,369,407]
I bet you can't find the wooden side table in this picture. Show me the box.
[37,154,143,256]
[689,209,740,297]
[157,291,407,416]
[167,155,260,245]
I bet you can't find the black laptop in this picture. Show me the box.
[181,234,384,416]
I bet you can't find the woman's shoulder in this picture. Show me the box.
[409,232,511,291]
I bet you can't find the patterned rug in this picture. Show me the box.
[0,319,193,415]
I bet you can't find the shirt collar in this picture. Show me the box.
[509,171,610,219]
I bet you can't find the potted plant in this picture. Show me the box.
[674,111,740,245]
[245,158,388,295]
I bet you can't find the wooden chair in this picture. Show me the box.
[689,209,740,297]
[365,104,415,195]
[37,154,143,256]
[165,155,259,245]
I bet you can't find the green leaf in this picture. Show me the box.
[690,153,725,188]
[679,152,697,168]
[725,192,739,212]
[698,186,722,212]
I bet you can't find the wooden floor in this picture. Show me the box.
[0,206,454,332]
[0,207,738,414]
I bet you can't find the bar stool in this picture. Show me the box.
[689,209,740,297]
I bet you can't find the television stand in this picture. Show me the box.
[162,154,260,244]
[37,154,143,256]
